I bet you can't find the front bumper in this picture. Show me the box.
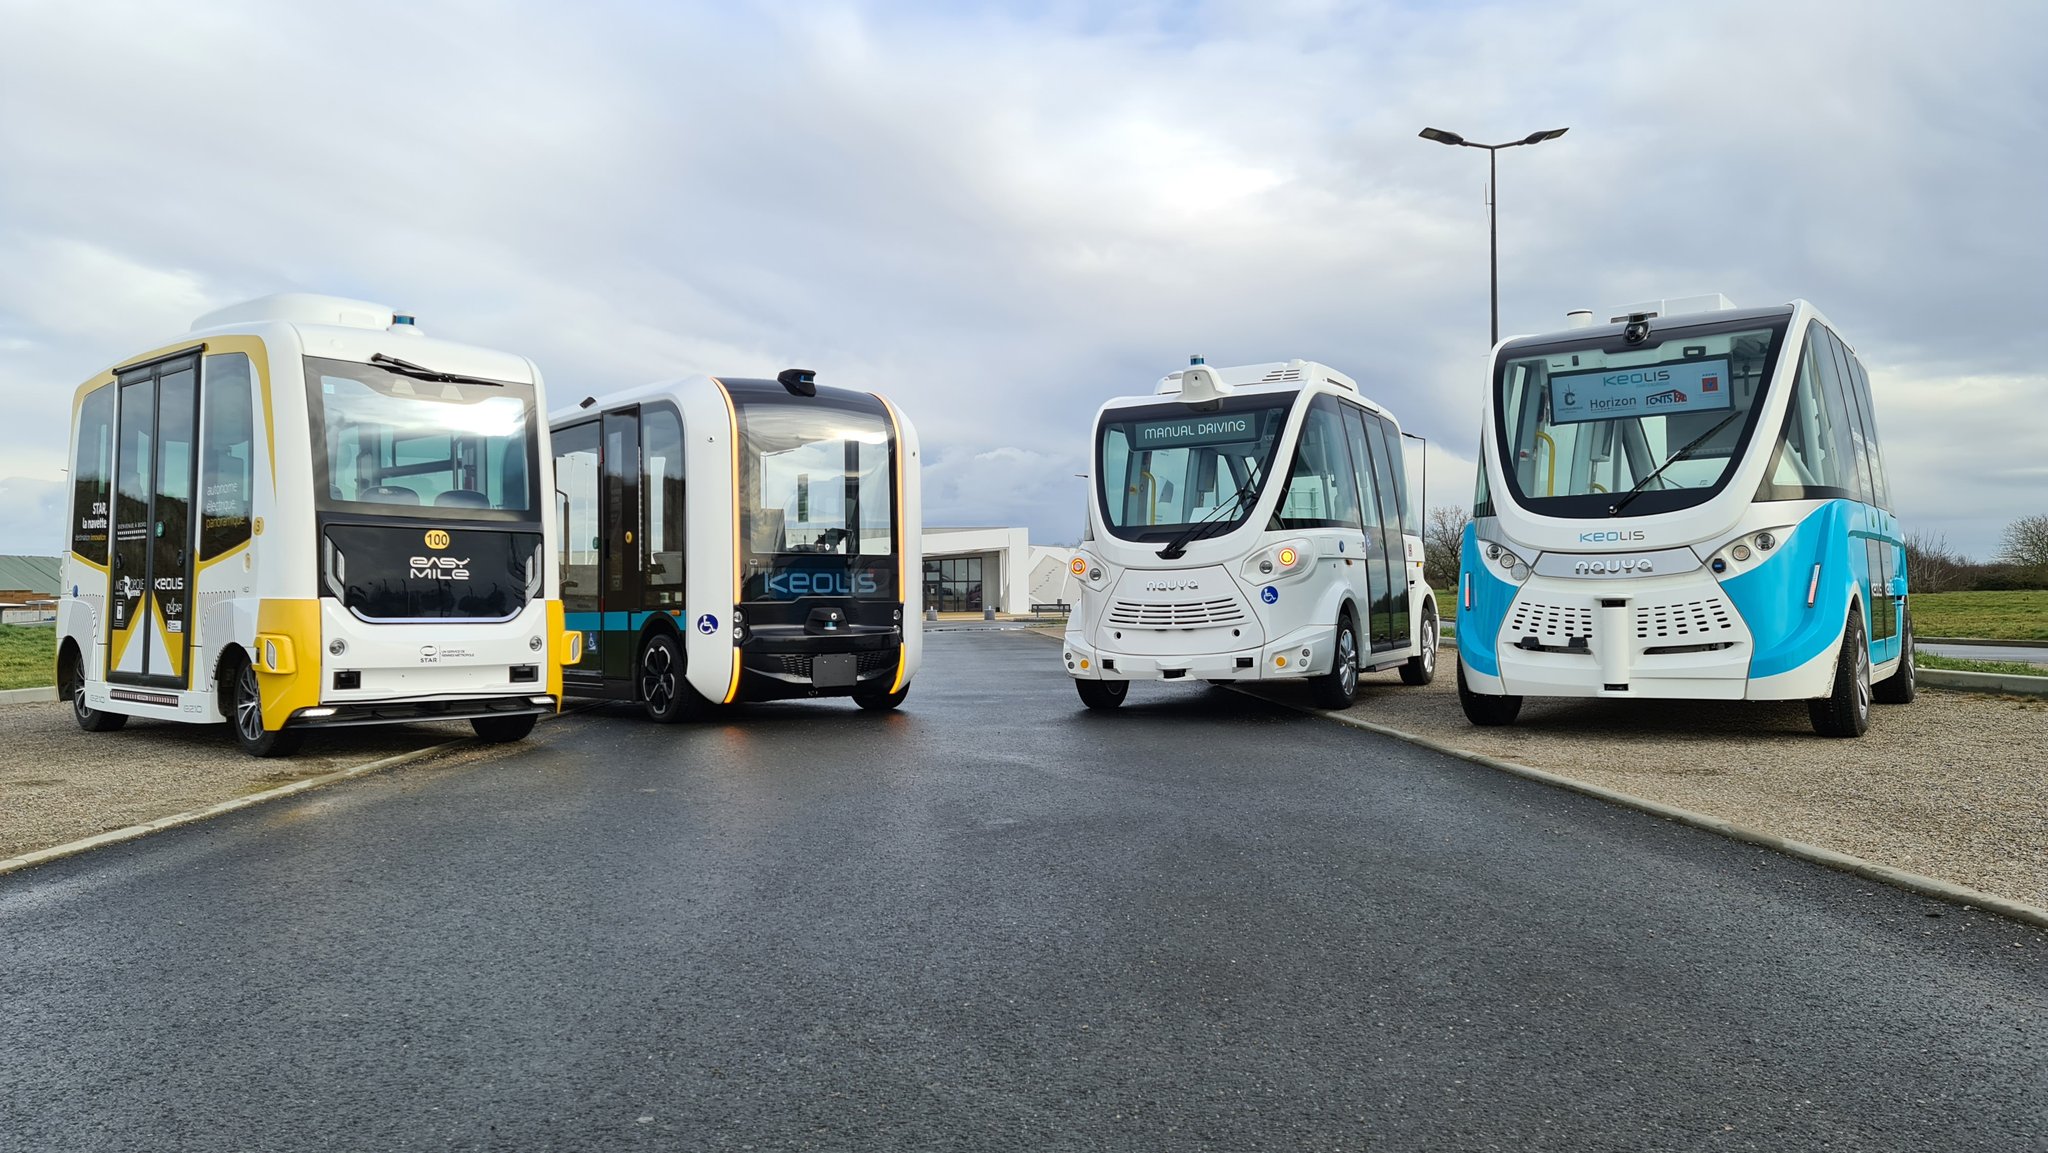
[1062,622,1332,683]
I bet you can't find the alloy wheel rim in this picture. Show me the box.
[69,668,87,718]
[1339,626,1357,694]
[1422,620,1438,672]
[236,665,264,742]
[642,645,676,710]
[1855,650,1871,718]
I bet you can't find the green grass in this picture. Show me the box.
[1918,652,2048,678]
[0,624,56,691]
[1910,590,2048,641]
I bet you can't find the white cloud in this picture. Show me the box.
[1,0,2044,559]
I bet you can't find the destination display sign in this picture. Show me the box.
[1125,412,1265,450]
[1547,358,1734,425]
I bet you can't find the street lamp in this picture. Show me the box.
[1418,125,1568,346]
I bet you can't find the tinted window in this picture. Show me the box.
[642,404,685,597]
[199,354,255,560]
[554,421,599,615]
[71,385,114,561]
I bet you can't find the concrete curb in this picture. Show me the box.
[1286,700,2048,932]
[1917,668,2048,696]
[0,737,476,879]
[1921,636,2048,648]
[0,685,57,704]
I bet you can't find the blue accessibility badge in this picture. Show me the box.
[1260,585,1279,605]
[695,613,719,635]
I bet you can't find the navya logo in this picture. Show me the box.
[1143,578,1201,593]
[1574,558,1654,575]
[409,555,471,580]
[1578,530,1648,544]
[766,569,879,597]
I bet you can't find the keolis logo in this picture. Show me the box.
[1578,529,1647,544]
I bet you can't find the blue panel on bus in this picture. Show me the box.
[1458,524,1519,678]
[1720,502,1857,680]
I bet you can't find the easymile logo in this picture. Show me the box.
[409,555,471,580]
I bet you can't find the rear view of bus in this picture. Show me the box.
[552,371,921,719]
[58,294,573,756]
[1064,358,1438,711]
[1459,297,1911,737]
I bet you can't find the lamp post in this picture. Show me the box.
[1418,126,1568,346]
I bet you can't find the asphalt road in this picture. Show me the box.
[2,631,2043,1152]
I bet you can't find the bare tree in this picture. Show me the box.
[1422,505,1469,592]
[1903,530,1969,594]
[1996,513,2048,569]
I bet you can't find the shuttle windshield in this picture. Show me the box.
[1493,315,1788,518]
[735,394,897,602]
[307,357,540,521]
[1095,396,1289,542]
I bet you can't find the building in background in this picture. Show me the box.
[922,527,1079,614]
[0,554,61,623]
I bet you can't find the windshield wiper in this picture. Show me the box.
[1155,480,1260,560]
[370,352,505,388]
[1607,409,1746,516]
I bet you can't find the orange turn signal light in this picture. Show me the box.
[1278,547,1298,567]
[1070,557,1088,575]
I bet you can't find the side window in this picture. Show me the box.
[71,385,115,561]
[1759,338,1851,501]
[1276,399,1363,529]
[1368,415,1410,541]
[641,405,685,598]
[199,354,255,560]
[1811,323,1870,503]
[1341,406,1380,533]
[1845,353,1891,510]
[553,421,600,614]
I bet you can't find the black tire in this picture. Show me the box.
[61,645,126,733]
[1400,608,1439,687]
[1076,678,1128,711]
[1308,612,1360,710]
[1810,608,1872,738]
[1872,605,1916,705]
[471,713,539,743]
[638,631,712,723]
[854,684,910,712]
[1457,659,1523,727]
[227,654,303,758]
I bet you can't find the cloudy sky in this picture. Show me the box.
[3,0,2044,559]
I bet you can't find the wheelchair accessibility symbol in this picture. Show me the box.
[695,614,719,635]
[1260,586,1279,605]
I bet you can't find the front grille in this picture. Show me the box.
[1506,600,1595,645]
[773,651,896,678]
[777,654,813,678]
[1107,598,1246,628]
[1635,599,1736,640]
[858,650,895,675]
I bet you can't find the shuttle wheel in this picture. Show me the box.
[1456,660,1522,727]
[639,631,713,723]
[1809,609,1871,738]
[1308,612,1360,710]
[61,646,125,733]
[855,685,909,712]
[1873,607,1916,705]
[228,655,303,758]
[472,714,538,743]
[1400,609,1439,686]
[1076,679,1128,711]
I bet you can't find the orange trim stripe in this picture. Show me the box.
[715,378,743,705]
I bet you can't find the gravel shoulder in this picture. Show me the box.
[0,702,482,860]
[1329,668,2048,912]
